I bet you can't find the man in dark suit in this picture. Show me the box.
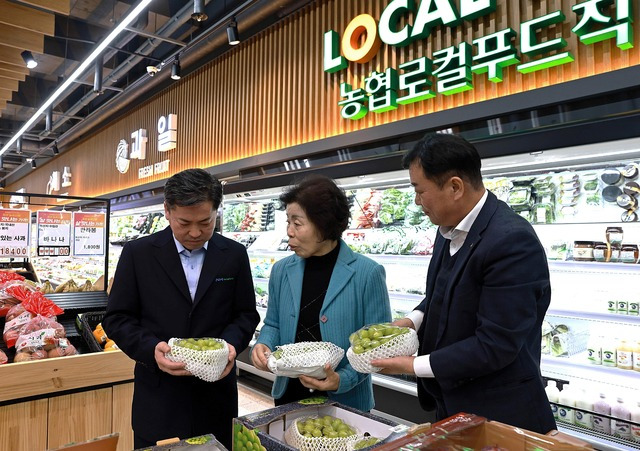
[103,168,259,449]
[372,133,556,434]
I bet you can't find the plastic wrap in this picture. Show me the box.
[267,341,344,378]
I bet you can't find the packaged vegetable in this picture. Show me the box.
[0,279,36,317]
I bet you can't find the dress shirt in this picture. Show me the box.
[411,189,488,377]
[173,236,208,301]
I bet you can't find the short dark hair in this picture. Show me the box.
[280,174,350,241]
[164,168,223,209]
[403,133,484,190]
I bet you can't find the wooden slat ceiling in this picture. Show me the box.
[0,0,60,116]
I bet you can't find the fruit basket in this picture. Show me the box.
[76,310,105,353]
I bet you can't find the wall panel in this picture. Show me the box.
[10,0,640,196]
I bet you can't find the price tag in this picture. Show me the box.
[73,212,106,256]
[37,211,72,257]
[0,209,31,258]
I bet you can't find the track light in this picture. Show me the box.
[94,53,104,94]
[192,0,207,22]
[31,159,37,169]
[16,137,22,154]
[171,58,181,80]
[52,143,59,155]
[21,50,37,69]
[45,107,53,132]
[227,18,240,46]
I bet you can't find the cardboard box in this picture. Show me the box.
[48,433,119,451]
[233,397,409,450]
[373,413,592,450]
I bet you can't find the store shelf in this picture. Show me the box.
[548,260,640,275]
[557,424,640,451]
[547,309,640,325]
[541,353,640,391]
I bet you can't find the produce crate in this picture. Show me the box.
[77,311,106,353]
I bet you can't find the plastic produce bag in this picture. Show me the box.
[0,278,34,317]
[3,303,34,348]
[12,291,76,361]
[346,323,419,374]
[267,341,344,378]
[284,415,358,451]
[166,337,229,382]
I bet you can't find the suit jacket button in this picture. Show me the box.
[321,315,328,323]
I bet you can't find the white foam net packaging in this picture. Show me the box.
[166,337,229,382]
[267,341,344,378]
[346,323,419,374]
[284,415,358,451]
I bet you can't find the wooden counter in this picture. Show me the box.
[0,351,135,451]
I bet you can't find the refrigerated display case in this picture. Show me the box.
[222,136,640,450]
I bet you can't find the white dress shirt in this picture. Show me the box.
[174,236,208,301]
[410,189,488,377]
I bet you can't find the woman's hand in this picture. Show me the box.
[299,364,340,392]
[251,343,272,372]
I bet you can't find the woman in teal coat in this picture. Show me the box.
[251,175,392,412]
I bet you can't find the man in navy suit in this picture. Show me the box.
[372,133,556,434]
[103,169,259,449]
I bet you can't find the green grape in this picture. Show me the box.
[354,437,381,449]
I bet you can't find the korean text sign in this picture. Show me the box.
[73,212,106,256]
[37,210,72,257]
[0,209,31,258]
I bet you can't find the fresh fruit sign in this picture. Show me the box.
[73,212,106,256]
[324,0,633,120]
[36,210,72,256]
[0,209,30,258]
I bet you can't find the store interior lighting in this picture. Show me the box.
[16,137,22,154]
[171,58,181,80]
[52,143,59,155]
[227,18,240,45]
[0,0,153,158]
[31,159,37,169]
[21,50,37,69]
[192,0,208,22]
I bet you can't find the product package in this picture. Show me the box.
[267,341,344,378]
[346,323,418,374]
[373,413,592,450]
[165,337,229,382]
[233,398,408,451]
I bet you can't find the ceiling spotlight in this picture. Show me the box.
[31,159,37,169]
[21,50,37,69]
[171,58,181,80]
[227,18,240,46]
[191,0,207,22]
[16,137,22,154]
[146,65,160,76]
[52,143,59,155]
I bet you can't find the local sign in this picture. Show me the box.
[324,0,633,120]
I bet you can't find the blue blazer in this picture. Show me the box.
[416,191,556,433]
[255,240,392,411]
